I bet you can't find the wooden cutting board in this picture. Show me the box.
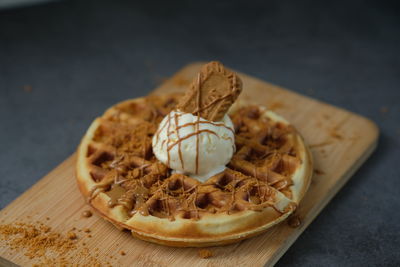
[0,63,378,267]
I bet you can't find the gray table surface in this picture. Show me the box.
[1,0,399,266]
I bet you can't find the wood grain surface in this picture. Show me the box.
[0,63,378,267]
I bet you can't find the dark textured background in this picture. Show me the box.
[0,0,399,266]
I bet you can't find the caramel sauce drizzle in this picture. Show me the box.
[140,124,148,178]
[166,129,219,151]
[89,184,109,202]
[106,184,126,208]
[166,112,172,167]
[174,112,184,169]
[175,121,234,134]
[195,73,202,174]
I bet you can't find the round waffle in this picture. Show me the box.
[76,93,312,247]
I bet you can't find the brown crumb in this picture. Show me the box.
[40,225,51,233]
[23,85,32,92]
[198,249,213,259]
[120,250,126,256]
[88,234,92,238]
[0,221,101,266]
[45,217,50,221]
[71,227,76,231]
[380,106,388,114]
[288,215,302,228]
[67,231,77,240]
[83,228,91,233]
[314,169,325,175]
[82,210,93,218]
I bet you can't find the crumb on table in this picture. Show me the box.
[82,210,93,218]
[198,249,213,259]
[67,231,77,240]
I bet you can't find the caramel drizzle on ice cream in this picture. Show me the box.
[154,108,234,174]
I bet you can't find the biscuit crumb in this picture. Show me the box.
[67,231,77,240]
[288,215,301,228]
[41,225,51,233]
[120,250,126,256]
[83,228,91,233]
[198,249,213,259]
[0,221,102,266]
[82,210,93,218]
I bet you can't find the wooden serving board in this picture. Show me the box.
[0,63,378,267]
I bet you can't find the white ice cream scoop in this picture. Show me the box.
[152,110,235,182]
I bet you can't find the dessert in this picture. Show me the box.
[76,61,312,247]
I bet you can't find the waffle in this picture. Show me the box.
[76,94,312,247]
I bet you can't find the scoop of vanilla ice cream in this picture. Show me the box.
[152,110,235,182]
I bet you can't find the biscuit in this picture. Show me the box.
[177,61,242,121]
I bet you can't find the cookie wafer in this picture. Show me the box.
[177,61,242,121]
